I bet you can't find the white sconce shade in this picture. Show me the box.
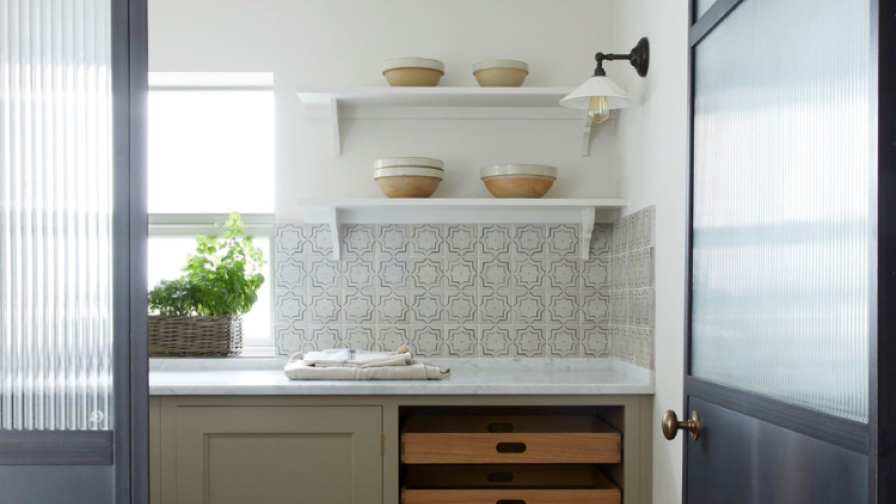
[562,38,648,123]
[559,76,636,110]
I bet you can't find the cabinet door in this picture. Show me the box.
[169,406,382,504]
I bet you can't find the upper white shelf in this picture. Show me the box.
[297,198,626,260]
[295,87,592,156]
[296,86,576,108]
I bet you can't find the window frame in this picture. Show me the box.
[147,74,277,356]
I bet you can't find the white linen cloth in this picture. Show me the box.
[284,359,449,381]
[283,346,450,381]
[301,347,412,368]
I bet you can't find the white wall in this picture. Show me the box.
[148,0,619,220]
[613,1,690,503]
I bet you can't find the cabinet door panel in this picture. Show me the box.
[171,406,382,504]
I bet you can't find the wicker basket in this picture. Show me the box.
[148,315,243,357]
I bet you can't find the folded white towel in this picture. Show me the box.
[300,347,412,368]
[284,358,449,381]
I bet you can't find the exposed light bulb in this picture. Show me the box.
[588,96,610,123]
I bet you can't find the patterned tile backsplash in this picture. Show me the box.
[609,206,656,369]
[272,209,655,368]
[273,223,612,360]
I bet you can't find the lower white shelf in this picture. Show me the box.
[295,87,593,156]
[296,198,626,260]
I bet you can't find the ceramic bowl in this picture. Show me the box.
[480,164,557,178]
[375,176,442,198]
[374,167,443,198]
[374,167,444,179]
[472,60,529,87]
[480,164,557,198]
[383,58,445,87]
[374,157,444,171]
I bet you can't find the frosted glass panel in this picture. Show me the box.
[0,0,114,429]
[691,0,870,421]
[696,0,718,19]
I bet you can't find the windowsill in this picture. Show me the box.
[238,347,277,358]
[148,346,277,360]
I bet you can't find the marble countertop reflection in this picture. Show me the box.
[149,358,654,396]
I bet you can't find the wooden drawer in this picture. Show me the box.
[400,415,621,464]
[401,465,621,504]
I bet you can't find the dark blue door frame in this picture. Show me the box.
[112,0,149,502]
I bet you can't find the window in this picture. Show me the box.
[148,73,275,352]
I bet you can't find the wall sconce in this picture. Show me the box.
[560,37,650,123]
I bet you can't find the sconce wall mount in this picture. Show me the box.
[593,37,650,78]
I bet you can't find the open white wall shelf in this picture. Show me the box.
[297,198,627,260]
[295,87,595,156]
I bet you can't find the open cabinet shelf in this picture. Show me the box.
[295,87,595,156]
[297,198,626,260]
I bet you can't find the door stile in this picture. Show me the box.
[873,0,896,500]
[111,0,149,501]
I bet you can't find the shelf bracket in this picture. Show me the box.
[331,99,342,156]
[328,206,341,260]
[581,118,592,157]
[581,207,596,260]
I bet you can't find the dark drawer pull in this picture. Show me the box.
[487,472,514,483]
[496,501,525,504]
[495,442,527,453]
[488,422,514,433]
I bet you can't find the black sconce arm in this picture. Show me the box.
[593,37,650,78]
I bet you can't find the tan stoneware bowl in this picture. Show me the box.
[480,164,557,198]
[383,58,445,87]
[473,60,529,87]
[374,167,443,198]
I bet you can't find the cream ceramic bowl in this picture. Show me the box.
[473,60,529,87]
[382,58,445,87]
[374,157,444,171]
[374,167,444,179]
[480,164,557,199]
[480,164,557,178]
[374,167,443,198]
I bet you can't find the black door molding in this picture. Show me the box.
[872,0,895,500]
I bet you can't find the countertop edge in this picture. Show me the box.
[148,358,656,396]
[148,386,656,396]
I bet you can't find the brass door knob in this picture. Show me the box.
[662,410,701,440]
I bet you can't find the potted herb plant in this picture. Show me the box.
[148,212,266,357]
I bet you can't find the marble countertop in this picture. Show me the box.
[149,358,654,396]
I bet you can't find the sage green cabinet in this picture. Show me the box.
[150,395,652,504]
[153,400,383,504]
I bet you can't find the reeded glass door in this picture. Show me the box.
[1,0,115,432]
[681,0,877,502]
[0,0,146,502]
[691,0,871,422]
